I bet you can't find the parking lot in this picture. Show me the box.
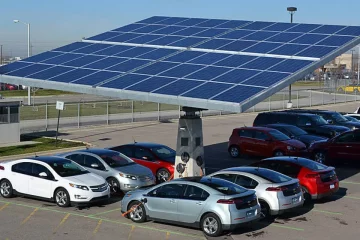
[1,102,360,240]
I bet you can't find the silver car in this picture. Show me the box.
[59,149,155,193]
[208,167,304,217]
[121,176,261,237]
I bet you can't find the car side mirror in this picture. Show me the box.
[39,172,48,178]
[91,163,99,168]
[305,122,312,126]
[141,198,147,203]
[327,119,333,124]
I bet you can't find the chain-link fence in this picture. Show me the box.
[19,87,360,133]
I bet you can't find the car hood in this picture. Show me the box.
[342,121,360,128]
[320,124,350,132]
[297,135,327,144]
[114,163,152,176]
[63,173,105,186]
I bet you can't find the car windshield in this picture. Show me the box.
[201,177,247,195]
[252,169,292,183]
[269,130,290,141]
[285,125,308,136]
[100,152,135,168]
[310,115,328,126]
[298,159,327,171]
[150,146,175,163]
[345,116,359,122]
[331,113,348,122]
[49,160,89,177]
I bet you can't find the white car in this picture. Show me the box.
[0,156,110,207]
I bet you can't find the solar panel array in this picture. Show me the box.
[1,16,360,112]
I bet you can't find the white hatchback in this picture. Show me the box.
[0,156,110,207]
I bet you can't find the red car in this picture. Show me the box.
[228,127,307,158]
[108,142,175,183]
[250,157,339,201]
[308,129,360,165]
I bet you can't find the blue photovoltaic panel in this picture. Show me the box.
[219,30,255,40]
[265,32,303,43]
[241,57,284,70]
[316,35,355,47]
[212,69,260,84]
[112,23,146,32]
[27,66,75,80]
[241,71,291,87]
[136,16,170,24]
[159,64,204,78]
[263,22,297,32]
[269,59,313,73]
[219,40,258,51]
[182,82,231,99]
[172,27,207,36]
[164,51,205,63]
[153,79,203,95]
[215,20,251,29]
[138,48,178,60]
[290,34,326,45]
[135,61,178,75]
[214,55,256,68]
[268,44,309,56]
[240,21,276,30]
[84,57,128,70]
[48,68,97,83]
[41,53,84,64]
[241,31,279,41]
[241,42,282,54]
[212,85,263,103]
[188,52,230,65]
[94,45,134,56]
[194,28,228,37]
[310,25,345,34]
[126,34,163,44]
[126,76,176,92]
[21,51,64,63]
[53,42,92,53]
[175,18,208,26]
[117,47,156,58]
[72,44,113,54]
[156,17,189,25]
[107,59,151,72]
[195,39,234,50]
[168,37,206,47]
[186,66,230,81]
[296,46,337,58]
[131,25,166,33]
[147,36,184,46]
[100,74,150,89]
[195,19,229,28]
[107,33,144,43]
[87,32,121,41]
[62,55,105,67]
[286,24,321,33]
[6,64,53,77]
[152,26,186,35]
[72,71,120,85]
[0,61,32,74]
[336,26,360,36]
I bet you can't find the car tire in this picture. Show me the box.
[201,213,223,237]
[301,186,312,203]
[0,179,14,198]
[107,177,121,194]
[54,188,71,208]
[156,168,171,183]
[273,150,284,157]
[128,201,146,223]
[229,146,240,158]
[259,200,270,218]
[313,151,327,165]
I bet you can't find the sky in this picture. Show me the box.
[1,0,360,58]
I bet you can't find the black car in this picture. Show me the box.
[253,111,350,138]
[285,109,360,130]
[263,123,327,147]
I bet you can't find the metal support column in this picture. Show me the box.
[131,100,134,122]
[77,103,80,128]
[106,100,109,125]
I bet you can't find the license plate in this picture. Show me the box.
[246,210,255,217]
[330,184,335,189]
[292,197,299,203]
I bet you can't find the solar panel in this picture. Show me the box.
[2,16,360,113]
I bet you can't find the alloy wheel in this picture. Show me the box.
[230,147,239,157]
[314,152,325,164]
[107,178,119,193]
[274,151,284,156]
[203,217,218,235]
[56,190,68,206]
[157,169,170,182]
[130,205,143,221]
[0,181,11,197]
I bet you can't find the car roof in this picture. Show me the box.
[286,109,333,113]
[64,148,118,155]
[233,126,275,131]
[264,123,297,128]
[119,142,168,148]
[263,156,314,166]
[27,156,69,163]
[259,111,317,117]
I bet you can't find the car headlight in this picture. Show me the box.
[287,146,296,151]
[352,126,357,130]
[69,183,89,191]
[119,173,137,180]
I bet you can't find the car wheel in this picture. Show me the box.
[229,146,240,158]
[0,179,14,198]
[313,151,326,164]
[156,168,171,183]
[128,201,146,223]
[301,186,311,203]
[54,188,70,207]
[201,213,223,237]
[273,150,284,157]
[259,200,270,218]
[107,177,121,194]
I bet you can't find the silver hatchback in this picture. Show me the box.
[208,167,304,217]
[121,176,261,237]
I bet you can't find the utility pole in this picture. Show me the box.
[287,7,297,108]
[0,45,2,65]
[357,46,360,84]
[351,49,355,83]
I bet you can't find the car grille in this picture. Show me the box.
[234,194,258,210]
[90,183,108,192]
[282,183,301,197]
[138,175,153,182]
[320,170,337,183]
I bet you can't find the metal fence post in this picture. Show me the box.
[268,97,271,111]
[179,105,181,118]
[356,90,358,102]
[297,91,299,108]
[322,88,324,105]
[131,100,134,122]
[334,89,336,104]
[45,101,48,131]
[282,92,285,109]
[106,100,109,125]
[310,90,312,107]
[345,90,347,103]
[157,103,160,121]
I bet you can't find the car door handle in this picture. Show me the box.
[345,145,352,148]
[170,199,176,203]
[196,202,203,205]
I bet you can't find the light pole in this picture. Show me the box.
[358,46,360,84]
[287,7,297,108]
[13,19,31,105]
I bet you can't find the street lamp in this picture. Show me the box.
[287,7,297,108]
[13,19,31,105]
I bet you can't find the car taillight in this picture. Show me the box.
[305,173,320,178]
[266,187,287,191]
[0,166,4,170]
[217,199,243,204]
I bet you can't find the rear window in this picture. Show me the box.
[252,169,292,183]
[298,159,327,171]
[201,177,247,195]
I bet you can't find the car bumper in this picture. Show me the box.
[222,215,261,231]
[69,187,111,205]
[311,186,339,200]
[71,194,111,206]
